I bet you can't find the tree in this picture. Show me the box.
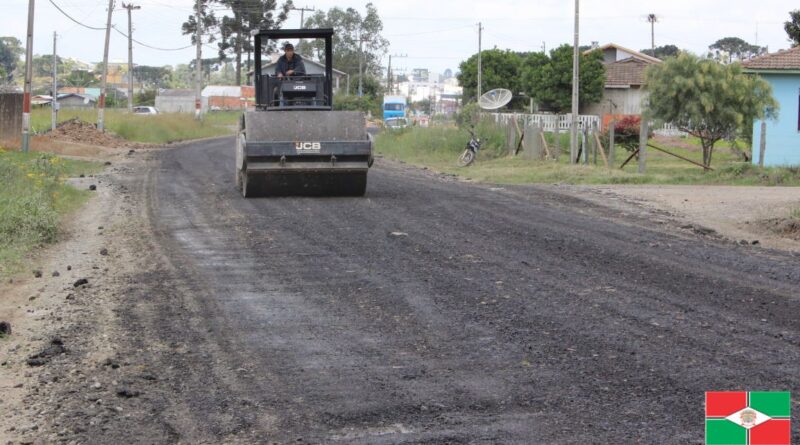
[169,64,194,88]
[411,98,431,115]
[334,94,380,118]
[30,54,66,78]
[521,45,605,113]
[457,49,524,104]
[641,45,681,59]
[181,0,219,49]
[708,37,765,63]
[296,4,389,88]
[645,54,778,168]
[135,89,157,106]
[785,10,800,47]
[134,66,173,89]
[63,70,99,88]
[0,37,23,82]
[215,0,291,85]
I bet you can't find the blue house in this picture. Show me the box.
[743,47,800,166]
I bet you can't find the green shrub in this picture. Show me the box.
[455,102,480,128]
[0,150,99,275]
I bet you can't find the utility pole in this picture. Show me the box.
[290,5,315,28]
[387,54,407,95]
[194,0,202,118]
[21,0,35,152]
[52,32,58,131]
[570,0,580,163]
[98,0,115,132]
[122,3,140,113]
[357,35,370,97]
[477,22,483,102]
[358,38,364,96]
[647,14,658,54]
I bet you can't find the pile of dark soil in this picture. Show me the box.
[760,217,800,240]
[44,118,147,149]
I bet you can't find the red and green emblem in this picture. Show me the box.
[705,391,791,445]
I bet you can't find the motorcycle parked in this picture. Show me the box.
[458,128,481,167]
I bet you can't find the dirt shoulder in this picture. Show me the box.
[571,185,800,252]
[0,146,156,444]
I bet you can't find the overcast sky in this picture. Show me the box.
[4,0,798,75]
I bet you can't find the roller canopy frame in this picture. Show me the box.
[253,28,334,110]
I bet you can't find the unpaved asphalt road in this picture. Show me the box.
[10,137,800,444]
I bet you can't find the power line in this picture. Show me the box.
[112,26,193,51]
[48,0,106,31]
[385,24,473,38]
[52,0,193,51]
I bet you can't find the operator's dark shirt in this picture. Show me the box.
[274,54,306,76]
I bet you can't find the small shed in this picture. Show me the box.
[744,46,800,166]
[57,93,96,109]
[155,89,198,113]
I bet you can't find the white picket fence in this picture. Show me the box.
[653,122,688,138]
[492,113,601,132]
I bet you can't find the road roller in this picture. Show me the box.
[235,28,373,197]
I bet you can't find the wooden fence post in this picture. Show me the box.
[608,118,616,169]
[758,121,767,168]
[638,117,648,174]
[506,119,517,155]
[582,129,589,165]
[553,121,561,161]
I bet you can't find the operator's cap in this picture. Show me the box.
[283,43,294,51]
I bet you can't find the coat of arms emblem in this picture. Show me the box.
[739,409,757,428]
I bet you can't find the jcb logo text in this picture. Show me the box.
[295,142,321,151]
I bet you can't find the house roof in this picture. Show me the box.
[605,58,652,88]
[742,46,800,71]
[158,89,195,97]
[586,43,662,64]
[202,86,242,97]
[58,93,96,102]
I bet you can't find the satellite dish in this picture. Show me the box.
[478,88,513,110]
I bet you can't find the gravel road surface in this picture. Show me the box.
[22,137,800,444]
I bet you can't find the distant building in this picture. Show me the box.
[443,69,453,79]
[155,89,197,113]
[581,43,661,124]
[31,95,54,107]
[58,87,102,100]
[412,68,430,82]
[743,46,800,166]
[57,93,97,109]
[396,76,462,116]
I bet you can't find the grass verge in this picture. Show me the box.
[30,108,239,144]
[0,149,102,276]
[375,124,800,186]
